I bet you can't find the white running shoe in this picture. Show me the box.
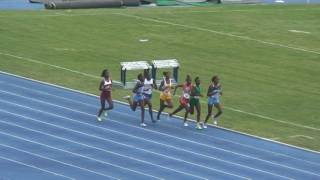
[212,115,218,126]
[196,123,203,130]
[122,95,130,100]
[97,116,102,122]
[202,123,207,129]
[140,123,147,127]
[183,122,189,127]
[103,111,108,117]
[213,120,218,126]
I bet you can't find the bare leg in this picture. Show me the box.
[170,105,184,117]
[189,103,195,115]
[126,98,137,111]
[97,99,105,117]
[204,104,213,124]
[145,99,155,122]
[105,97,114,111]
[196,103,201,123]
[213,103,223,120]
[157,100,166,120]
[166,99,173,108]
[183,106,189,123]
[139,100,145,124]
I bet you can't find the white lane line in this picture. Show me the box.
[0,95,319,177]
[53,48,78,52]
[4,82,320,167]
[289,135,314,140]
[0,124,164,180]
[0,155,74,180]
[222,106,320,132]
[1,111,249,180]
[0,65,319,134]
[0,143,119,180]
[107,114,320,178]
[2,71,320,157]
[0,109,288,180]
[0,52,123,85]
[288,30,311,34]
[0,52,100,79]
[113,13,320,55]
[1,52,319,133]
[0,107,295,179]
[121,111,320,166]
[0,119,205,180]
[270,137,281,141]
[0,105,296,180]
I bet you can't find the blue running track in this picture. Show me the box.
[0,71,319,180]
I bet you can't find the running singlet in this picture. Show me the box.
[190,85,201,106]
[210,83,221,98]
[162,78,172,94]
[135,81,144,94]
[143,78,154,95]
[103,78,112,92]
[192,85,201,99]
[182,83,192,99]
[133,80,144,102]
[100,78,112,100]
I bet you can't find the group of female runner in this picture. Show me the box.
[97,69,223,129]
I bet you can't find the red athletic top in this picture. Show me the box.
[182,83,192,99]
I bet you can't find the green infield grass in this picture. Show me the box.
[0,4,320,151]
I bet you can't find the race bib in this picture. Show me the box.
[183,93,190,99]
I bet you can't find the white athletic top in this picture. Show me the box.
[162,77,172,94]
[103,78,112,91]
[143,78,154,95]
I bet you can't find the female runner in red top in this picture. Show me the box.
[97,69,114,121]
[169,75,192,126]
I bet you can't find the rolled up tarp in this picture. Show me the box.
[45,0,123,9]
[122,0,140,6]
[30,0,64,3]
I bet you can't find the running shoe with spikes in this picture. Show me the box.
[196,123,203,130]
[212,115,218,126]
[103,110,108,117]
[122,95,130,100]
[213,120,218,126]
[202,123,207,129]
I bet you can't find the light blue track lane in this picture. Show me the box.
[0,72,320,180]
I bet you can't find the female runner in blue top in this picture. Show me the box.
[123,73,146,127]
[203,75,223,128]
